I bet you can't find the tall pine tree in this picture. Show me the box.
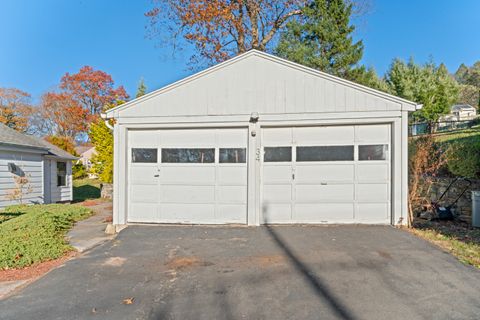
[276,0,363,79]
[136,78,147,98]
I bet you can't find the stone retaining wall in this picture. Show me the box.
[425,177,480,223]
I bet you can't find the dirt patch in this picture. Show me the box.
[80,200,100,207]
[165,257,213,271]
[248,255,286,267]
[102,257,127,267]
[0,252,76,282]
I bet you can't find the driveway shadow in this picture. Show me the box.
[263,225,356,320]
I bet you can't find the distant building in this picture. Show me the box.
[75,146,98,179]
[75,146,96,170]
[449,104,477,121]
[0,123,77,208]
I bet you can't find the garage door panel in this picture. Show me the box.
[263,185,292,203]
[217,129,248,146]
[262,204,292,223]
[160,129,216,147]
[295,126,354,145]
[355,124,390,143]
[263,166,292,183]
[217,167,247,185]
[356,164,389,181]
[130,166,158,184]
[129,203,158,223]
[356,203,389,223]
[356,184,389,202]
[160,166,216,184]
[130,185,159,202]
[160,185,215,203]
[295,203,354,222]
[218,186,247,203]
[295,164,354,182]
[262,127,292,145]
[129,130,158,147]
[295,184,354,202]
[160,204,216,222]
[217,205,246,222]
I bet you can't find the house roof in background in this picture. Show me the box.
[0,123,47,150]
[40,140,78,160]
[75,145,94,156]
[0,123,77,160]
[451,104,476,111]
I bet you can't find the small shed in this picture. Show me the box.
[0,123,77,208]
[105,50,418,227]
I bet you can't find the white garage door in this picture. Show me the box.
[128,128,248,224]
[262,124,391,224]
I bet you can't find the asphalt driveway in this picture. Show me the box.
[1,225,479,320]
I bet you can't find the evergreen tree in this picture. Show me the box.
[275,0,363,79]
[386,58,459,122]
[136,78,147,98]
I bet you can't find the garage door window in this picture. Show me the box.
[358,145,388,161]
[162,148,215,163]
[132,148,158,163]
[264,147,292,162]
[219,148,246,163]
[297,146,354,161]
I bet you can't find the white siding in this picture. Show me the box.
[0,150,44,208]
[49,160,73,203]
[118,53,404,119]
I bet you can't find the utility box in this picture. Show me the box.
[473,191,480,228]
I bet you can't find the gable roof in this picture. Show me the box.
[0,123,47,150]
[39,140,78,160]
[0,123,77,160]
[105,50,418,118]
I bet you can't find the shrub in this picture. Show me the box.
[0,204,92,269]
[72,162,87,179]
[446,136,480,179]
[408,135,447,226]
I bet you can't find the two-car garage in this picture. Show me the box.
[127,123,391,225]
[106,50,416,227]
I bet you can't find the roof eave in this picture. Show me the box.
[105,49,419,117]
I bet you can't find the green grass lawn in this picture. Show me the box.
[73,178,101,202]
[411,221,480,269]
[433,126,480,143]
[0,204,92,270]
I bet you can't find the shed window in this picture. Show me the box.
[264,147,292,162]
[297,146,354,161]
[219,148,246,163]
[132,148,158,163]
[162,148,215,163]
[359,145,388,161]
[57,162,67,187]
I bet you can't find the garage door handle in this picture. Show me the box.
[154,174,159,177]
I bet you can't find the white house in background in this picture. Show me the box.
[75,145,96,170]
[0,123,77,209]
[104,50,418,228]
[450,104,477,121]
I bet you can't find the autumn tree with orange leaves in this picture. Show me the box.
[0,88,33,132]
[146,0,307,65]
[145,0,368,66]
[36,92,92,140]
[60,66,129,115]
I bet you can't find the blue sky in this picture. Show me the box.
[1,0,479,102]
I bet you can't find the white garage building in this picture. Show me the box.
[105,50,417,227]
